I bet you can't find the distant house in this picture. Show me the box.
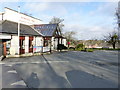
[33,24,67,52]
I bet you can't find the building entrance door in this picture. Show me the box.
[19,36,25,54]
[3,42,6,56]
[29,36,33,53]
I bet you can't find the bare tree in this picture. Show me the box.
[104,31,119,49]
[63,31,76,48]
[49,17,64,33]
[116,1,120,29]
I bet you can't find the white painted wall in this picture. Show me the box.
[62,39,67,46]
[54,38,58,49]
[9,36,66,55]
[33,37,43,46]
[10,36,19,55]
[2,8,43,25]
[0,34,11,39]
[35,37,43,46]
[51,38,67,50]
[43,47,50,52]
[0,14,2,21]
[33,37,43,53]
[25,36,29,53]
[51,37,55,50]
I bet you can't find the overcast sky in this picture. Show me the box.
[0,0,118,40]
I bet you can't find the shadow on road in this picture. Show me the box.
[41,55,71,88]
[26,72,40,88]
[65,70,117,88]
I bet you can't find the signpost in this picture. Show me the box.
[68,41,70,49]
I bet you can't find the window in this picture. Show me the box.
[29,40,33,48]
[44,40,49,47]
[20,39,25,49]
[43,38,51,47]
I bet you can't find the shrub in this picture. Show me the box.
[76,44,85,49]
[87,49,94,52]
[75,44,85,51]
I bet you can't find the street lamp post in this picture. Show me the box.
[18,6,20,55]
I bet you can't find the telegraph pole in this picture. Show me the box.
[116,2,120,49]
[18,6,20,55]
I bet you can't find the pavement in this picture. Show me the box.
[0,50,119,88]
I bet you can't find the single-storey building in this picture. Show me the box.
[33,24,67,52]
[0,7,67,60]
[0,20,43,58]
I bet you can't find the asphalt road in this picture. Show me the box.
[0,50,119,88]
[0,64,27,88]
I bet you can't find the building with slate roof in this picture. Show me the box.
[33,24,67,52]
[0,7,67,59]
[1,20,41,36]
[34,24,60,36]
[0,20,43,58]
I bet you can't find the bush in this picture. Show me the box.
[75,48,83,51]
[75,44,85,51]
[76,44,85,49]
[86,49,94,52]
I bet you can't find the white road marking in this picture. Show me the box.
[7,70,17,74]
[0,62,5,64]
[1,61,69,64]
[47,61,69,63]
[4,64,13,67]
[11,80,26,86]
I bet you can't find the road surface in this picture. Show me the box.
[0,50,119,88]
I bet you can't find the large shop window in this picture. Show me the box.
[19,36,25,54]
[44,40,49,47]
[20,39,25,49]
[29,40,33,48]
[43,38,51,47]
[6,40,11,55]
[29,36,33,53]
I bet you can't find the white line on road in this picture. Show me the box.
[7,70,17,74]
[11,80,26,86]
[0,61,69,65]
